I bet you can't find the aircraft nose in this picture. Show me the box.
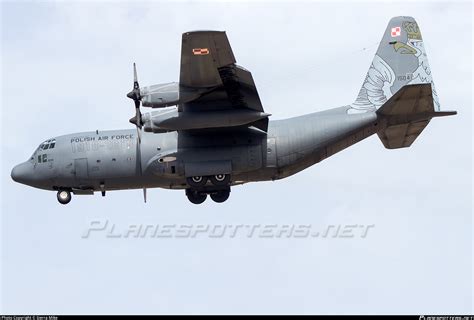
[11,162,32,184]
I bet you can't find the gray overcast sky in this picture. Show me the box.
[1,0,472,314]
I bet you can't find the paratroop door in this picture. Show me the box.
[74,158,89,184]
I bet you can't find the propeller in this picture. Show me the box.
[127,63,146,203]
[127,63,143,130]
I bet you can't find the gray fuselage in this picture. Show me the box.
[11,106,378,193]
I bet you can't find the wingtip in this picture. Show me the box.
[183,30,225,36]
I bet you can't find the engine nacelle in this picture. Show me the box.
[140,82,207,108]
[142,108,270,133]
[140,82,180,108]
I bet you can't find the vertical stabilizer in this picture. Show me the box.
[351,16,440,113]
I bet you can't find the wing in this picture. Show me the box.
[141,31,269,134]
[180,31,235,88]
[179,31,265,114]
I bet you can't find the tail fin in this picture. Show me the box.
[351,16,440,112]
[350,16,456,148]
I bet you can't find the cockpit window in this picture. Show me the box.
[32,138,56,163]
[37,154,48,163]
[35,139,56,153]
[42,139,56,150]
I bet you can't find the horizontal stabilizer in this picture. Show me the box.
[376,83,456,149]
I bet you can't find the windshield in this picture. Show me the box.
[30,138,56,161]
[36,138,56,152]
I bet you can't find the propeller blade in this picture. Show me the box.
[136,106,142,129]
[132,62,140,98]
[136,125,142,144]
[135,126,146,203]
[135,127,142,174]
[128,62,145,203]
[133,62,138,83]
[127,62,141,100]
[127,63,143,128]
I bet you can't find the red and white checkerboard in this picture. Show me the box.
[391,26,401,37]
[192,48,210,55]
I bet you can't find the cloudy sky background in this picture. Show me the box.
[1,0,472,314]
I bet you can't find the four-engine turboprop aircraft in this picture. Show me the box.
[11,16,456,205]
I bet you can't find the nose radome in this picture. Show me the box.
[11,162,32,184]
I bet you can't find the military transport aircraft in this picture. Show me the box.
[11,16,456,205]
